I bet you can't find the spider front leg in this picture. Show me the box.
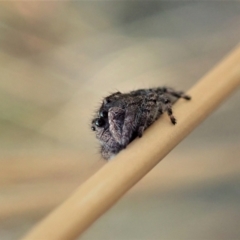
[101,145,112,160]
[121,106,141,147]
[101,143,121,160]
[108,107,125,144]
[108,106,140,148]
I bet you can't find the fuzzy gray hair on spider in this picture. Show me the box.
[91,87,191,160]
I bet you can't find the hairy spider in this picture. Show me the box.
[91,87,191,160]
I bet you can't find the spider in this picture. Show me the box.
[91,87,191,160]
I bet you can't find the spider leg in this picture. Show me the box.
[162,87,191,100]
[108,106,140,148]
[158,94,176,125]
[101,145,112,160]
[101,143,121,160]
[121,106,141,147]
[108,107,125,144]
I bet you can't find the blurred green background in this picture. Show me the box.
[0,2,239,240]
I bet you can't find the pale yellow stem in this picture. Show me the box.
[22,45,240,240]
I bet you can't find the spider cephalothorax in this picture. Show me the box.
[91,87,191,160]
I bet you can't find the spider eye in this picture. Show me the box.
[100,111,108,118]
[91,126,96,131]
[95,118,105,127]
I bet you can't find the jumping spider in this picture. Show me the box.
[91,87,191,160]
